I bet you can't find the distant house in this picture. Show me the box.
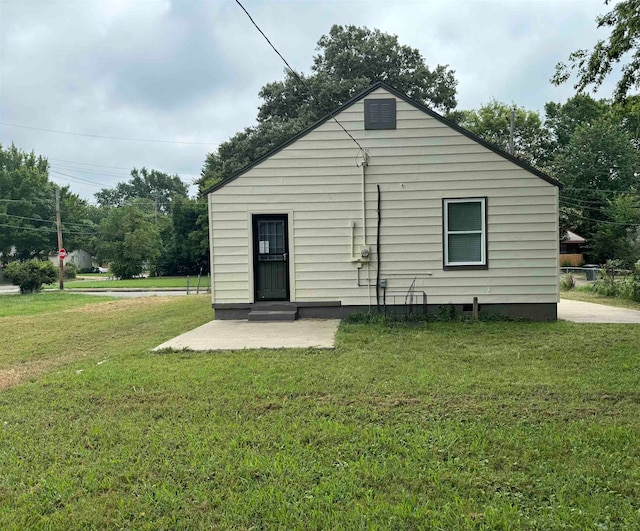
[560,231,586,267]
[205,82,560,321]
[48,249,93,271]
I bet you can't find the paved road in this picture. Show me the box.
[0,286,19,295]
[77,290,194,298]
[0,288,199,298]
[558,299,640,323]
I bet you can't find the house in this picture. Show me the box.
[560,231,586,267]
[205,82,560,321]
[48,249,93,272]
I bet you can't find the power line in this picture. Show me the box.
[50,164,131,179]
[48,157,202,176]
[50,169,113,188]
[234,0,364,155]
[565,210,640,227]
[0,222,97,236]
[561,198,640,212]
[0,212,95,229]
[1,121,216,146]
[564,186,639,195]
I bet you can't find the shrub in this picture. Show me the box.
[4,259,57,294]
[632,264,640,303]
[560,274,576,291]
[64,263,77,279]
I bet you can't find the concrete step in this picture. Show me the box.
[253,302,298,311]
[248,310,297,322]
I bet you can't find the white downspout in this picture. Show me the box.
[360,151,369,247]
[359,150,370,308]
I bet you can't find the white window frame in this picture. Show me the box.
[443,198,487,267]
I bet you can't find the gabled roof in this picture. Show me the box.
[205,81,561,194]
[564,230,586,243]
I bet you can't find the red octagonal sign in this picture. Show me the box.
[59,248,67,260]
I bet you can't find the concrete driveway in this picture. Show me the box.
[153,319,341,351]
[558,299,640,323]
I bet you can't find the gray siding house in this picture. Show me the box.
[205,82,560,321]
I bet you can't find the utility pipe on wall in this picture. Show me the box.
[360,151,369,247]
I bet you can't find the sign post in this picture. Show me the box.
[58,248,66,291]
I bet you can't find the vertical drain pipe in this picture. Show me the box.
[376,184,381,309]
[360,150,369,247]
[360,150,370,310]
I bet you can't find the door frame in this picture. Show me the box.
[252,213,290,302]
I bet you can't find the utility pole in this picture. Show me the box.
[154,193,158,228]
[55,187,64,290]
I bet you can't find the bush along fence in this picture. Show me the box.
[561,260,640,303]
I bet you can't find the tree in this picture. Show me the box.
[552,0,640,102]
[544,94,610,151]
[96,205,161,279]
[153,197,209,276]
[95,167,188,214]
[0,144,95,261]
[589,194,640,265]
[551,116,640,247]
[4,259,57,294]
[198,25,458,192]
[450,100,550,167]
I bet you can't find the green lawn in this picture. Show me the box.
[53,275,208,289]
[0,292,116,318]
[1,296,640,529]
[561,288,640,311]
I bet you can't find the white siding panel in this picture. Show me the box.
[209,87,559,307]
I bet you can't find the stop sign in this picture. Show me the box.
[59,248,67,260]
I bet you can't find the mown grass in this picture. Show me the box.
[56,276,208,289]
[0,292,116,317]
[561,288,640,311]
[1,300,640,529]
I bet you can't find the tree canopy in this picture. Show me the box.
[0,144,95,261]
[96,204,161,279]
[552,0,640,102]
[95,167,188,214]
[450,100,550,167]
[198,25,458,193]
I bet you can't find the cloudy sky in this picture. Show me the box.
[0,0,617,201]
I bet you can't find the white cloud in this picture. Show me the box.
[0,0,615,200]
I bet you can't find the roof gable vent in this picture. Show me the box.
[364,98,396,130]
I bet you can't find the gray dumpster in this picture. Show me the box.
[584,265,599,281]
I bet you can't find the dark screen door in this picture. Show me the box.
[253,214,289,301]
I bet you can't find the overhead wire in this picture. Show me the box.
[48,157,201,176]
[234,0,365,156]
[0,222,97,236]
[0,212,95,229]
[0,121,216,146]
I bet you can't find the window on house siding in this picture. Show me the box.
[443,198,487,269]
[364,98,396,130]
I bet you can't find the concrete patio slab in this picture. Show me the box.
[153,319,341,351]
[558,299,640,324]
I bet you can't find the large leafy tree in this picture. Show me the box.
[552,0,640,102]
[96,204,161,279]
[95,167,188,214]
[551,116,640,250]
[0,144,95,260]
[544,94,610,151]
[153,197,209,276]
[589,194,640,265]
[449,100,550,167]
[198,25,458,192]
